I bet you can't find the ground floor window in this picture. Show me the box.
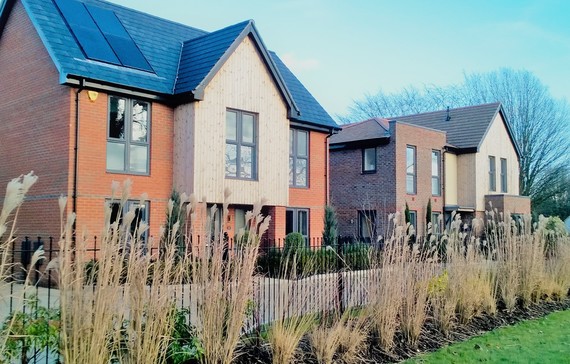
[408,210,417,235]
[431,212,441,234]
[286,208,309,244]
[358,210,377,242]
[108,200,149,248]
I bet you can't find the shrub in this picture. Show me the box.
[1,295,60,364]
[166,308,203,364]
[342,243,371,271]
[322,205,338,246]
[284,233,305,254]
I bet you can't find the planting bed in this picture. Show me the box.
[235,298,570,363]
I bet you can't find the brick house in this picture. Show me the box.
[329,118,446,240]
[0,0,339,246]
[330,103,530,240]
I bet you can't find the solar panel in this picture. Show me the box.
[85,4,153,72]
[53,0,120,65]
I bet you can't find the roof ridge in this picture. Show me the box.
[182,19,252,45]
[391,101,501,119]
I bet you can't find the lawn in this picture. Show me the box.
[407,309,570,363]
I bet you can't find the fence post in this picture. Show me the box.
[337,237,344,313]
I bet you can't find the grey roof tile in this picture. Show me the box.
[390,103,502,150]
[330,118,390,144]
[12,0,337,129]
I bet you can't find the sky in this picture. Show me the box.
[107,0,570,120]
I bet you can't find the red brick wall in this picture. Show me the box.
[393,122,446,234]
[0,1,72,239]
[288,130,328,240]
[74,91,174,247]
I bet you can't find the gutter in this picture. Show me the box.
[324,129,338,206]
[72,80,85,247]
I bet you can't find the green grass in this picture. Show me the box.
[406,310,570,363]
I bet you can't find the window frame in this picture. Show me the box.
[225,109,258,180]
[362,147,377,174]
[106,96,151,175]
[286,208,310,244]
[406,145,417,194]
[431,212,441,234]
[408,210,417,233]
[107,199,150,248]
[358,210,377,241]
[289,128,309,188]
[431,150,441,196]
[500,158,508,193]
[489,155,496,192]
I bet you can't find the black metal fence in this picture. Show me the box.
[2,235,383,354]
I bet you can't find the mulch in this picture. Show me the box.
[235,297,570,363]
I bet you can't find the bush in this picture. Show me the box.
[343,243,371,270]
[166,308,203,364]
[284,233,305,254]
[234,230,259,249]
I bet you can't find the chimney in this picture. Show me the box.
[445,106,451,121]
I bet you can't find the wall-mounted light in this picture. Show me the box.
[87,91,98,102]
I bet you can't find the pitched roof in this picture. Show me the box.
[270,52,339,130]
[330,117,390,145]
[390,102,520,156]
[4,0,337,129]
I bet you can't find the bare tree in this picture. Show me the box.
[340,68,570,214]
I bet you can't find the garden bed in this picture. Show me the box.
[236,297,570,363]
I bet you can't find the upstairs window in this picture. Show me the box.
[406,146,416,194]
[431,150,441,196]
[225,109,257,179]
[107,96,150,174]
[489,156,496,191]
[500,158,508,193]
[290,129,309,187]
[362,148,376,173]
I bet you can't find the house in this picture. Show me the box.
[0,0,339,247]
[330,103,530,239]
[329,118,447,239]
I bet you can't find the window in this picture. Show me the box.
[286,208,309,243]
[406,146,416,194]
[234,208,247,233]
[431,212,441,234]
[500,158,508,193]
[108,200,149,246]
[358,210,377,241]
[431,150,441,196]
[289,129,309,187]
[107,96,150,174]
[362,148,376,173]
[408,210,417,233]
[226,109,257,179]
[489,156,496,191]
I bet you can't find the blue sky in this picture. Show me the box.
[109,0,570,119]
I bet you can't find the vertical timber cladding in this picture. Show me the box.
[476,113,521,211]
[174,36,290,207]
